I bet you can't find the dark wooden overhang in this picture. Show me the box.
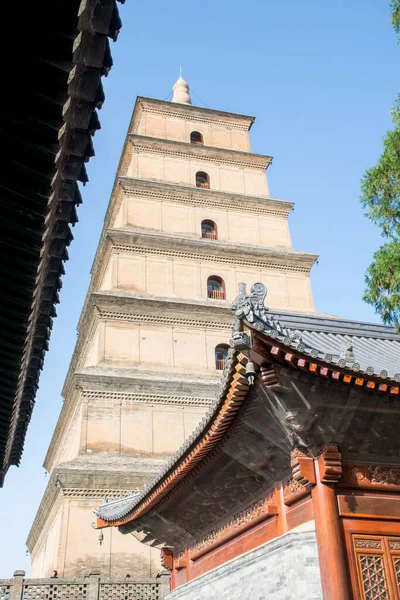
[95,283,400,553]
[0,0,124,486]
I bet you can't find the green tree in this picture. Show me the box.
[361,2,400,327]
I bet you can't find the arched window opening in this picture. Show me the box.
[196,171,210,189]
[207,276,225,300]
[201,219,218,240]
[190,131,204,145]
[215,344,229,371]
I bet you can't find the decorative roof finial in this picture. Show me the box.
[172,70,192,105]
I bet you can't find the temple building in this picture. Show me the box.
[96,282,400,600]
[27,77,317,577]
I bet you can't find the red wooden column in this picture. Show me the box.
[311,444,351,600]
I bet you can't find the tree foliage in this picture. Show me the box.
[391,0,400,37]
[361,4,400,327]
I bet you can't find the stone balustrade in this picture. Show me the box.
[0,571,170,600]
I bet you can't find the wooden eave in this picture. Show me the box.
[0,0,125,486]
[95,287,400,549]
[96,337,400,531]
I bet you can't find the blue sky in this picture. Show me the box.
[0,0,398,577]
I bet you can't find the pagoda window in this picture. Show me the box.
[201,219,218,240]
[196,171,210,189]
[207,275,225,300]
[190,131,204,145]
[215,344,229,371]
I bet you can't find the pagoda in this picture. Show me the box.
[27,77,316,577]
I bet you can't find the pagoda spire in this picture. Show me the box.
[171,72,192,104]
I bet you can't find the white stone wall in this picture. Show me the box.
[167,532,323,600]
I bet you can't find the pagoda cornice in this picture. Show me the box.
[108,228,318,274]
[128,134,272,172]
[119,177,293,217]
[74,368,218,400]
[133,96,255,132]
[92,290,233,329]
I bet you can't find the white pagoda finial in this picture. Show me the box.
[172,73,192,105]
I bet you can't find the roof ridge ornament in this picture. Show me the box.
[231,282,305,347]
[340,341,355,363]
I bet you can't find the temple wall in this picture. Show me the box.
[32,496,161,578]
[98,253,314,311]
[123,195,292,248]
[61,500,161,578]
[80,399,207,456]
[128,152,269,197]
[30,504,63,577]
[133,112,251,152]
[56,403,83,464]
[85,322,230,374]
[167,531,322,600]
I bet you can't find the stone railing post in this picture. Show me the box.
[157,572,171,598]
[9,571,25,600]
[87,572,100,600]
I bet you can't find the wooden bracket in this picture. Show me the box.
[318,443,342,484]
[160,547,174,571]
[260,363,279,386]
[291,448,316,486]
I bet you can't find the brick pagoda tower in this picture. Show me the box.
[27,76,317,577]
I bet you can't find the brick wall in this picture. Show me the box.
[167,531,322,600]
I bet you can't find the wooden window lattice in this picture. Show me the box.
[352,535,400,600]
[393,557,400,593]
[358,555,389,599]
[22,585,88,600]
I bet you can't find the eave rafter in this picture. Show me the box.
[0,0,125,485]
[249,333,400,396]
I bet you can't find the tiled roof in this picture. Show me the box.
[95,283,400,524]
[269,311,400,379]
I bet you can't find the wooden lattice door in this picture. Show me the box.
[351,534,400,599]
